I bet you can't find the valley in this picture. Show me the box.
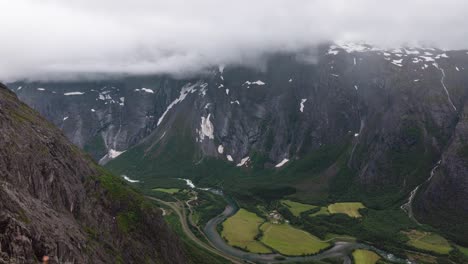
[145,178,467,264]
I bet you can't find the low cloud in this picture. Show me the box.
[1,0,467,81]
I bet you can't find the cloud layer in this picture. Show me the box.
[1,0,467,81]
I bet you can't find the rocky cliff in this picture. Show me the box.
[10,43,468,244]
[0,83,186,263]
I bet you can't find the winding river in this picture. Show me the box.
[179,179,412,264]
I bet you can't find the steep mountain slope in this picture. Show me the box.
[0,83,186,263]
[10,44,468,244]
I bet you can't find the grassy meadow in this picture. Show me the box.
[221,209,271,253]
[352,249,381,264]
[281,200,318,217]
[327,202,365,218]
[404,230,452,255]
[259,223,330,255]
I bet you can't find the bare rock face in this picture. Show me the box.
[0,83,186,263]
[414,99,468,245]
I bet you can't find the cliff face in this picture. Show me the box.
[9,44,468,243]
[0,83,186,263]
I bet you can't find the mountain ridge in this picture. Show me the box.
[0,82,187,263]
[9,44,468,245]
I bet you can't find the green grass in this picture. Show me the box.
[456,245,468,257]
[327,202,365,218]
[281,200,318,217]
[260,223,330,256]
[404,230,452,255]
[221,208,271,253]
[352,249,381,264]
[153,188,180,194]
[309,207,329,217]
[323,233,356,242]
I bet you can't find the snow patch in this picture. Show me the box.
[299,99,307,112]
[218,145,224,154]
[230,100,240,105]
[198,114,214,141]
[391,59,403,67]
[63,116,69,121]
[157,83,198,126]
[17,86,22,90]
[225,89,229,95]
[354,133,359,137]
[243,80,266,88]
[226,155,233,162]
[140,88,154,93]
[122,175,140,183]
[37,88,45,91]
[456,67,460,71]
[236,156,250,167]
[91,109,96,112]
[420,56,435,62]
[354,85,359,90]
[275,158,289,168]
[289,78,293,82]
[64,92,84,95]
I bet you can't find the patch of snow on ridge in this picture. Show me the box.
[199,83,208,97]
[17,86,22,90]
[227,155,234,162]
[218,145,224,154]
[122,175,140,183]
[64,92,84,95]
[108,149,125,159]
[391,59,403,67]
[37,88,45,91]
[275,158,289,168]
[300,99,307,112]
[244,80,266,88]
[63,116,69,121]
[140,88,154,93]
[236,156,250,167]
[157,83,198,126]
[199,114,214,141]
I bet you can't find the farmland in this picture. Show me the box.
[221,209,271,253]
[259,223,330,255]
[352,249,381,264]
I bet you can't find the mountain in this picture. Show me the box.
[0,83,186,263]
[10,43,468,245]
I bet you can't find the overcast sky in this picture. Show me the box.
[1,0,467,81]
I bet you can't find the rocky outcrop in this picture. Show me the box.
[0,83,186,263]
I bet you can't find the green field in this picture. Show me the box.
[404,230,452,255]
[327,202,365,218]
[221,209,271,253]
[324,233,356,242]
[456,245,468,257]
[309,207,329,217]
[260,223,330,256]
[153,188,181,194]
[352,249,381,264]
[281,200,318,217]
